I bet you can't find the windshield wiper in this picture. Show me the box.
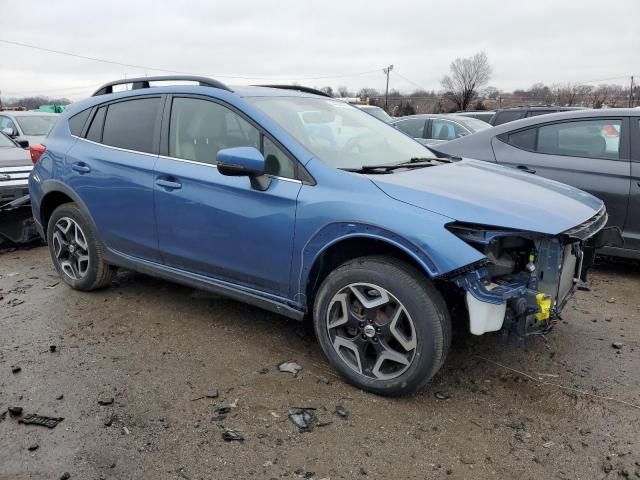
[340,161,436,174]
[407,156,452,164]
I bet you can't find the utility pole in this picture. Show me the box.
[383,65,393,111]
[630,76,634,107]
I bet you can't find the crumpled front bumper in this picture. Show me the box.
[452,207,620,336]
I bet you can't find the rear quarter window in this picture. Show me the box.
[68,109,91,136]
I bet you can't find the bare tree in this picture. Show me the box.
[356,87,379,101]
[440,52,492,111]
[550,83,592,106]
[337,86,353,98]
[319,86,334,97]
[590,84,625,108]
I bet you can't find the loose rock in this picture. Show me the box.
[8,406,23,416]
[434,391,450,400]
[222,430,244,442]
[98,396,114,406]
[612,341,625,349]
[335,405,349,419]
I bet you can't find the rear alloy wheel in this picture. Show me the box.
[52,217,90,280]
[47,203,115,291]
[313,256,451,396]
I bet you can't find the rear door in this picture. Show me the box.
[64,96,162,261]
[153,95,301,296]
[492,117,631,232]
[625,117,640,251]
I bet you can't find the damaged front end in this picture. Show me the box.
[444,207,621,337]
[0,195,42,251]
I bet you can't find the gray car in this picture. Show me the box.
[0,111,59,148]
[391,114,491,145]
[434,109,640,258]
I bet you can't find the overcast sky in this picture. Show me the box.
[1,0,638,101]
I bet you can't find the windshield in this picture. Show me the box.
[0,133,15,147]
[454,116,492,132]
[15,115,57,136]
[247,97,435,169]
[358,106,393,123]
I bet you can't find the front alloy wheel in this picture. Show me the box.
[313,256,451,396]
[327,283,417,380]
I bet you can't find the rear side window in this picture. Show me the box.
[493,111,524,125]
[537,119,621,159]
[102,98,160,154]
[393,118,426,138]
[86,107,106,143]
[69,109,91,136]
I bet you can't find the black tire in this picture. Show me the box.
[47,203,115,291]
[313,256,451,396]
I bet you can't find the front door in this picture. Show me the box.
[153,96,301,296]
[492,117,631,232]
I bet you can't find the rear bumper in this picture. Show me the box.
[0,195,42,250]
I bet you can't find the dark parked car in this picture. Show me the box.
[29,76,612,395]
[452,111,495,123]
[434,109,640,258]
[390,114,491,145]
[490,106,585,126]
[0,132,38,248]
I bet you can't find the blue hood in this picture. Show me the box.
[369,159,604,235]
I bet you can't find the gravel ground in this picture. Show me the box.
[1,247,639,480]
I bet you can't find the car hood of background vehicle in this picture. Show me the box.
[0,147,31,167]
[369,158,603,235]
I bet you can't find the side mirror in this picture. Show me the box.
[217,146,271,191]
[17,139,29,149]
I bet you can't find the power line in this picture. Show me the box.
[0,38,381,81]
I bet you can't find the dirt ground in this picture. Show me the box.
[1,247,638,480]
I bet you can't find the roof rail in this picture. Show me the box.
[254,85,332,97]
[92,75,232,96]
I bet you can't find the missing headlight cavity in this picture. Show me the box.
[447,223,584,338]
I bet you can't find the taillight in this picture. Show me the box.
[29,144,46,164]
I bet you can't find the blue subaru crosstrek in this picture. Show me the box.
[29,76,613,395]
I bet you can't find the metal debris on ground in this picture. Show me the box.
[8,406,23,416]
[288,408,317,432]
[19,414,64,428]
[334,405,349,419]
[434,391,450,400]
[278,361,302,376]
[222,429,244,442]
[206,388,219,398]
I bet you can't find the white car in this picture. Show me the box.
[0,111,58,148]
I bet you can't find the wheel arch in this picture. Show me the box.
[298,228,438,312]
[39,181,98,237]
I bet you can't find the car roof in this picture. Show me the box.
[391,114,466,122]
[0,111,59,117]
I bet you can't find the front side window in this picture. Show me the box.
[0,131,15,147]
[102,98,160,154]
[169,97,259,166]
[431,119,467,140]
[14,115,57,136]
[537,119,621,159]
[0,116,18,135]
[394,118,426,138]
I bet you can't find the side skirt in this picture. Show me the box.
[103,249,306,321]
